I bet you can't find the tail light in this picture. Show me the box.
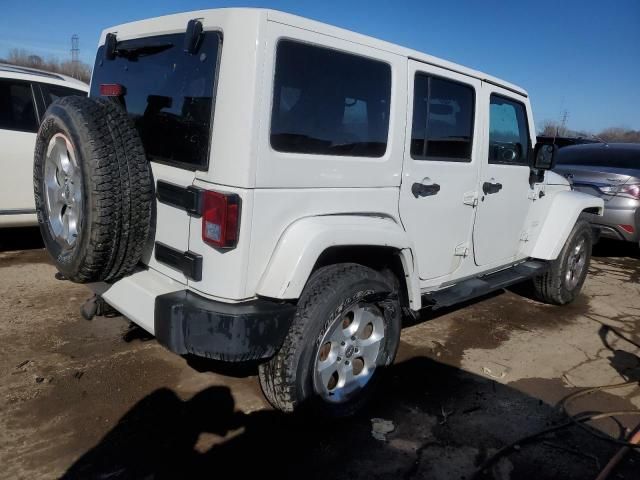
[620,224,636,234]
[599,183,640,199]
[99,83,125,96]
[202,190,240,249]
[619,184,640,200]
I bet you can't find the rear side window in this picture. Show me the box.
[411,74,475,161]
[90,32,222,170]
[488,95,530,165]
[0,79,37,133]
[41,84,86,107]
[270,40,391,157]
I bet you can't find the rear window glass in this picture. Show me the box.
[270,40,391,157]
[557,145,639,170]
[90,32,221,169]
[41,84,86,107]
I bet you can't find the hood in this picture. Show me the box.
[544,171,570,187]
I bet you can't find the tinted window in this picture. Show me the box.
[270,40,391,157]
[0,79,37,132]
[90,32,222,169]
[41,84,86,107]
[557,145,639,170]
[488,95,530,165]
[411,74,475,161]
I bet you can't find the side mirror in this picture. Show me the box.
[532,143,558,170]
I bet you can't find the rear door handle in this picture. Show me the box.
[482,182,503,195]
[412,182,441,198]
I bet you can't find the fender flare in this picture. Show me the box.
[256,215,421,309]
[528,190,604,260]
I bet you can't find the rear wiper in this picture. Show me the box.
[104,33,173,61]
[115,42,173,60]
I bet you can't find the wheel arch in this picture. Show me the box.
[255,215,421,310]
[527,190,604,260]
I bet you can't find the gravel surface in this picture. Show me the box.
[1,228,638,479]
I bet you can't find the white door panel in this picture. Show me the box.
[400,61,481,281]
[0,129,37,213]
[473,86,535,266]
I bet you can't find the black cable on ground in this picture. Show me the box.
[560,380,640,448]
[471,380,640,479]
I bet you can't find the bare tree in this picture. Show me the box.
[598,127,640,143]
[538,120,569,137]
[3,48,91,83]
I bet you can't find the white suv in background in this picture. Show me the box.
[0,64,87,227]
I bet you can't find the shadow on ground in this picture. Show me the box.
[0,226,44,252]
[592,238,640,260]
[63,354,639,480]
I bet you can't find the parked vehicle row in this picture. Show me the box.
[554,143,640,246]
[0,64,88,227]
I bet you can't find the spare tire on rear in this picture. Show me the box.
[34,96,153,283]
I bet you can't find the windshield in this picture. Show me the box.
[556,144,640,170]
[90,31,222,170]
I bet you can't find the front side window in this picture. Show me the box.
[270,40,391,157]
[488,95,530,165]
[411,74,475,161]
[0,79,37,132]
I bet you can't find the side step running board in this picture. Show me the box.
[422,260,549,310]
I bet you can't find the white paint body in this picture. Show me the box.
[88,8,603,333]
[0,67,88,227]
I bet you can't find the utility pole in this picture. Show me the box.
[558,110,569,137]
[71,35,79,79]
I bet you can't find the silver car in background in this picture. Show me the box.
[554,143,640,245]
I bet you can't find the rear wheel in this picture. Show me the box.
[259,263,401,417]
[533,220,593,305]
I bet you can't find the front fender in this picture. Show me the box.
[256,215,420,308]
[528,190,604,260]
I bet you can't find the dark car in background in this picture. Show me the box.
[554,143,640,245]
[536,135,600,148]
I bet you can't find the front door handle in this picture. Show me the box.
[482,181,503,195]
[412,182,441,198]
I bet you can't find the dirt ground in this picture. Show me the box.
[1,227,639,480]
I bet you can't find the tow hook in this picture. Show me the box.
[80,294,120,320]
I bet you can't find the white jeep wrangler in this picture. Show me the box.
[33,8,604,416]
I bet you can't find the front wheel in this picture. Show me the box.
[258,263,401,417]
[533,220,593,305]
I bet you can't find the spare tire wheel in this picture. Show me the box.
[33,96,153,283]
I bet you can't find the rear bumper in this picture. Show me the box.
[582,204,639,243]
[94,267,296,362]
[155,290,296,362]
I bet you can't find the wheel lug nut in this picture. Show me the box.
[355,348,359,353]
[351,336,356,341]
[345,360,350,366]
[337,357,342,362]
[341,341,345,346]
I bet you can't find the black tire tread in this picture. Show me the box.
[34,96,152,283]
[259,263,395,413]
[533,219,592,305]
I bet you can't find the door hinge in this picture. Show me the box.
[463,191,479,207]
[454,243,470,257]
[528,185,545,201]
